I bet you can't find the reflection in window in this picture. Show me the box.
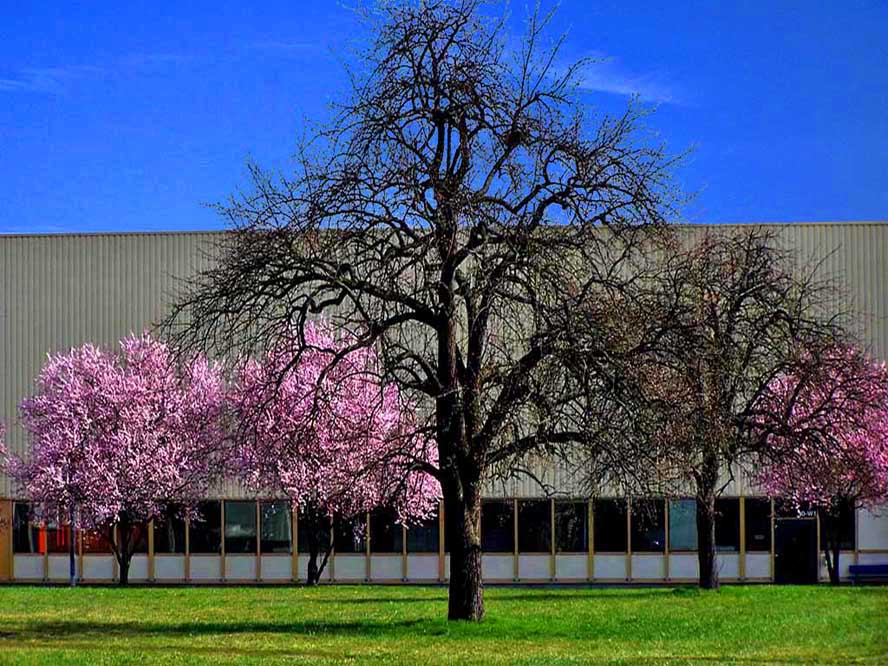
[555,501,588,553]
[406,512,439,553]
[224,501,258,554]
[297,510,332,553]
[334,515,367,553]
[593,499,627,552]
[631,499,665,552]
[260,501,292,554]
[45,521,73,554]
[819,499,856,551]
[668,499,697,551]
[154,508,187,554]
[189,501,222,554]
[370,508,403,553]
[481,500,514,553]
[745,498,772,552]
[12,503,40,554]
[517,500,550,553]
[716,498,740,552]
[82,529,113,554]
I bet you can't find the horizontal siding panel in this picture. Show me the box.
[2,223,886,498]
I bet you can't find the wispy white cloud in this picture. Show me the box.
[0,65,104,94]
[566,52,680,105]
[0,42,321,96]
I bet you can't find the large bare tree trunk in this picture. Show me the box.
[444,481,484,621]
[696,452,720,590]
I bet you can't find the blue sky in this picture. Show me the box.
[1,1,886,234]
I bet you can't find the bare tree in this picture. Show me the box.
[587,227,848,589]
[164,0,679,620]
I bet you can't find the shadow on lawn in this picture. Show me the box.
[315,590,674,604]
[1,618,433,641]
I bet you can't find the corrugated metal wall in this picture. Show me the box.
[2,223,886,498]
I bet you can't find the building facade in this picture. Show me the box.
[1,223,887,584]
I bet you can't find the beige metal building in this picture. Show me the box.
[1,223,886,585]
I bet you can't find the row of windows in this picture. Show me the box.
[12,497,856,556]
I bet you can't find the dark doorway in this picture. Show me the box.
[775,519,818,584]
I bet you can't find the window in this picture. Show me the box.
[45,521,73,554]
[334,515,367,553]
[631,498,665,552]
[406,512,439,553]
[481,500,514,553]
[224,501,257,554]
[716,498,740,552]
[517,500,550,553]
[189,501,222,554]
[555,501,588,553]
[369,508,403,553]
[745,498,772,552]
[297,510,332,553]
[668,499,697,551]
[819,500,856,551]
[260,501,292,554]
[594,499,627,552]
[82,529,113,554]
[12,503,40,554]
[153,509,187,554]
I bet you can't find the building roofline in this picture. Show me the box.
[0,220,886,240]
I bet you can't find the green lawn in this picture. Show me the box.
[0,585,885,665]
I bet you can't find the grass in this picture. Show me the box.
[0,585,885,665]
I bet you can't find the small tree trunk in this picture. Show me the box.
[303,512,332,586]
[444,482,484,621]
[820,510,841,586]
[68,506,77,587]
[115,517,132,586]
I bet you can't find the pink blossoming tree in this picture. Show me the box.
[753,345,888,584]
[230,322,439,585]
[2,334,226,585]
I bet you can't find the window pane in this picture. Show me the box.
[745,498,772,552]
[716,498,740,552]
[370,508,403,553]
[406,513,439,553]
[260,501,292,554]
[669,499,697,551]
[517,500,550,553]
[631,499,665,552]
[819,500,856,551]
[190,501,222,554]
[594,499,627,552]
[12,503,40,554]
[481,500,514,553]
[334,515,367,553]
[154,509,187,554]
[224,501,257,554]
[555,501,588,553]
[45,521,72,554]
[297,510,332,553]
[82,529,113,553]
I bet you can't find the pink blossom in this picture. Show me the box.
[3,333,227,582]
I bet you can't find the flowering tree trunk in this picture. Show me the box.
[819,509,842,586]
[300,509,333,586]
[112,514,133,586]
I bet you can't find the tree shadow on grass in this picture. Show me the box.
[315,590,672,604]
[1,618,433,642]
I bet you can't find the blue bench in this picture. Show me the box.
[848,564,888,584]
